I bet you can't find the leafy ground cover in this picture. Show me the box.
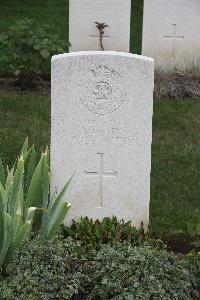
[0,93,199,239]
[0,233,199,300]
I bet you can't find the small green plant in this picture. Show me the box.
[0,19,68,88]
[63,216,165,250]
[63,216,140,247]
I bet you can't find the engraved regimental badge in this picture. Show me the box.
[80,65,126,115]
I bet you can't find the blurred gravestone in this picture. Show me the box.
[69,0,131,52]
[142,0,200,70]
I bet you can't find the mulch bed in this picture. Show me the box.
[0,73,200,98]
[154,73,200,99]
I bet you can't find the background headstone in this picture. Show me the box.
[142,0,200,70]
[51,51,154,228]
[69,0,131,52]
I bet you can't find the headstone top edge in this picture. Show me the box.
[51,51,154,64]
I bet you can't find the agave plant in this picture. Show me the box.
[0,139,72,273]
[0,154,36,274]
[25,147,72,240]
[20,139,72,239]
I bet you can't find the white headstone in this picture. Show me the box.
[142,0,200,70]
[51,52,154,228]
[69,0,131,52]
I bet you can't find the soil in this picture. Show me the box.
[162,235,197,254]
[0,77,50,96]
[0,73,200,99]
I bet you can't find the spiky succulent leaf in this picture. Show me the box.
[0,212,11,269]
[5,167,14,192]
[49,175,73,210]
[0,158,6,187]
[8,156,24,217]
[26,146,36,195]
[3,206,36,269]
[41,151,49,210]
[26,154,44,208]
[40,176,73,240]
[20,137,28,158]
[44,202,70,240]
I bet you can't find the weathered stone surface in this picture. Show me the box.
[51,51,154,228]
[69,0,131,52]
[142,0,200,70]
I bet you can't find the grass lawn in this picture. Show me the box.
[0,94,50,164]
[0,94,199,237]
[151,100,200,236]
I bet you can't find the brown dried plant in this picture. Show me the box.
[94,22,109,51]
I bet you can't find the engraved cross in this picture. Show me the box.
[85,153,117,208]
[163,24,184,58]
[89,33,110,39]
[89,33,110,51]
